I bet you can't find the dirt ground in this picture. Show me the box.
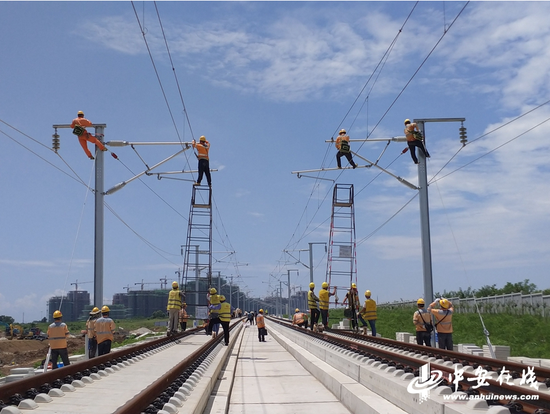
[0,336,84,377]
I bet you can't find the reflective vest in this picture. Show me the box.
[47,322,69,350]
[179,308,188,322]
[209,294,221,314]
[308,290,319,310]
[319,288,330,310]
[193,140,210,160]
[362,299,377,320]
[293,312,306,324]
[413,309,431,332]
[86,318,96,338]
[431,308,453,333]
[219,302,231,322]
[94,317,116,344]
[256,314,265,328]
[167,289,182,310]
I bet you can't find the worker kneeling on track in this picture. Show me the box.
[292,308,308,329]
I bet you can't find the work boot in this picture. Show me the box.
[89,156,95,160]
[194,182,200,186]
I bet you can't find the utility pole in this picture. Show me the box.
[308,242,326,284]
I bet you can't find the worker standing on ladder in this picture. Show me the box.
[335,129,357,169]
[192,135,212,187]
[70,111,107,160]
[307,282,320,331]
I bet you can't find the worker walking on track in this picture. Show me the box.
[167,281,184,336]
[292,308,308,329]
[70,111,107,160]
[218,295,232,346]
[428,298,454,350]
[358,290,377,336]
[319,281,337,329]
[192,135,212,186]
[86,307,101,358]
[307,282,320,331]
[47,310,70,369]
[335,129,357,169]
[413,298,432,347]
[256,309,266,342]
[206,287,221,336]
[94,306,116,356]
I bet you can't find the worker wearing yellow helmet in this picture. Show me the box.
[85,306,102,358]
[413,298,432,347]
[70,111,108,160]
[94,305,116,356]
[292,308,308,329]
[47,310,70,369]
[343,282,360,330]
[318,281,337,328]
[218,295,232,346]
[307,282,320,331]
[428,298,454,350]
[206,287,221,336]
[358,290,377,336]
[403,118,430,164]
[167,281,184,336]
[335,128,357,169]
[192,135,212,187]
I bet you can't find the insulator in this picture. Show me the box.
[52,133,60,152]
[459,125,467,146]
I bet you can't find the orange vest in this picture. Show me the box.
[47,322,69,349]
[193,140,210,160]
[256,314,265,328]
[94,316,116,344]
[431,308,453,333]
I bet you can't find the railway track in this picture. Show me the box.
[1,317,549,414]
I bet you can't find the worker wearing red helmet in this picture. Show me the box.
[70,111,107,160]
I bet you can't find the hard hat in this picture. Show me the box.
[339,129,346,134]
[53,310,62,319]
[351,283,357,289]
[210,287,217,294]
[91,307,100,315]
[404,119,411,124]
[417,298,425,305]
[259,309,263,313]
[365,290,371,297]
[309,282,315,289]
[439,298,450,309]
[322,282,329,289]
[101,305,110,313]
[295,308,300,313]
[172,281,178,288]
[220,295,226,302]
[182,302,187,306]
[200,136,206,142]
[77,111,84,116]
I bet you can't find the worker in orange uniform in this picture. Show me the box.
[292,308,308,329]
[86,307,101,358]
[94,306,116,356]
[413,298,432,347]
[307,283,320,332]
[343,283,360,330]
[256,309,266,342]
[179,303,188,332]
[218,295,232,346]
[206,287,221,336]
[335,129,357,169]
[167,281,184,336]
[428,298,453,350]
[47,310,70,369]
[318,281,337,329]
[192,135,211,186]
[404,119,430,164]
[358,290,377,336]
[70,111,107,160]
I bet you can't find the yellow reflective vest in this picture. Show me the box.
[319,288,331,310]
[308,290,319,310]
[47,322,69,350]
[219,302,231,322]
[167,289,182,310]
[361,299,377,320]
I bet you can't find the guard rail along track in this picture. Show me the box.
[269,316,550,414]
[0,321,243,414]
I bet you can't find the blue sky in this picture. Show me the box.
[1,1,550,322]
